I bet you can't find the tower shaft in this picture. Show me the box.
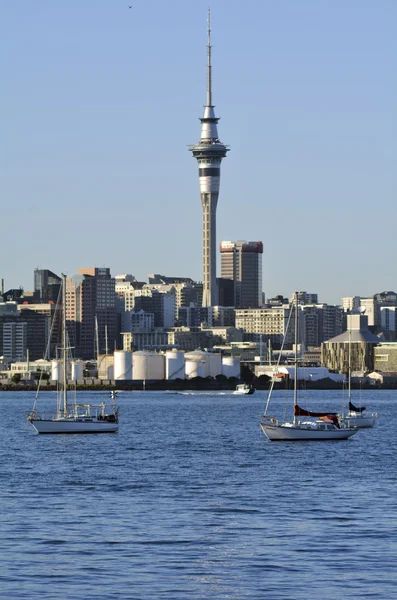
[189,9,229,307]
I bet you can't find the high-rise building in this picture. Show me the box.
[0,302,27,361]
[34,269,61,303]
[66,268,116,359]
[189,10,229,307]
[220,241,263,308]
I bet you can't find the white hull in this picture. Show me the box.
[342,413,377,428]
[260,422,358,441]
[29,418,118,434]
[233,384,254,395]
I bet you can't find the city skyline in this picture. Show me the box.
[3,1,396,304]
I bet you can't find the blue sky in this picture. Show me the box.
[2,0,396,304]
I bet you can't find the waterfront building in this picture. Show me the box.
[189,10,229,307]
[220,241,263,308]
[321,313,380,373]
[374,342,397,375]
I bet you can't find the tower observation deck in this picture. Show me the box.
[189,9,229,308]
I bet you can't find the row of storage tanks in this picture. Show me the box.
[51,350,240,381]
[112,350,240,380]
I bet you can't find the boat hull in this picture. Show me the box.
[260,422,358,441]
[29,419,118,434]
[342,413,377,428]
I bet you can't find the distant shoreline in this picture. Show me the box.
[0,378,387,392]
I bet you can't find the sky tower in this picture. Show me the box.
[190,9,229,307]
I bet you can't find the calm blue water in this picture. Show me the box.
[0,389,396,600]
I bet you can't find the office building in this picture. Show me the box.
[66,268,116,359]
[220,241,263,308]
[34,269,61,303]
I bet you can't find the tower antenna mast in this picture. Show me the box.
[207,7,212,107]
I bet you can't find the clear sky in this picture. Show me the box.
[2,0,396,305]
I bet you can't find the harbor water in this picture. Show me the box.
[0,389,396,599]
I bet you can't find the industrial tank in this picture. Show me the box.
[208,353,222,378]
[165,350,185,380]
[133,351,165,381]
[113,350,133,380]
[221,356,240,378]
[185,350,210,379]
[71,360,84,381]
[51,360,63,382]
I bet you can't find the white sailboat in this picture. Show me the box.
[28,274,119,434]
[260,294,358,441]
[339,330,378,429]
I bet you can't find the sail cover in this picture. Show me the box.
[349,401,366,413]
[294,405,340,428]
[294,404,338,417]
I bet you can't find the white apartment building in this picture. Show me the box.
[341,296,361,312]
[235,307,294,347]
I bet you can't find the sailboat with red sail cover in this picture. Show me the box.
[260,294,359,442]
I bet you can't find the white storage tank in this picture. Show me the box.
[113,350,133,380]
[51,360,63,381]
[208,353,222,378]
[185,350,210,379]
[165,350,185,380]
[133,351,165,380]
[71,360,84,381]
[222,356,240,378]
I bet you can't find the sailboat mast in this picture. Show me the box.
[95,316,99,360]
[348,327,351,404]
[62,273,67,415]
[293,293,298,424]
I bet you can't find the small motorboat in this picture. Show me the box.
[233,383,255,395]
